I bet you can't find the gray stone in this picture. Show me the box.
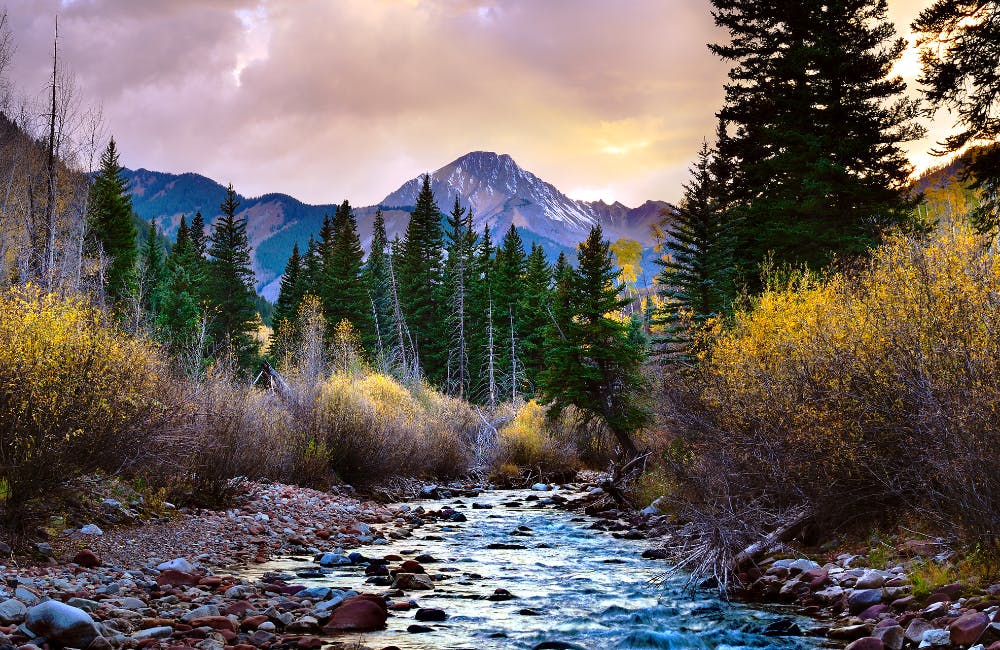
[24,600,102,649]
[155,558,196,573]
[79,524,104,536]
[918,629,951,648]
[856,570,887,589]
[181,604,220,622]
[132,626,174,640]
[14,587,39,605]
[65,598,101,612]
[789,559,821,574]
[849,589,884,613]
[317,553,350,567]
[0,598,28,624]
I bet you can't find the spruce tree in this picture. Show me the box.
[206,184,259,369]
[272,242,304,328]
[320,200,371,343]
[654,141,735,362]
[399,175,446,383]
[518,243,553,394]
[711,0,923,285]
[537,225,649,457]
[139,219,166,316]
[493,224,527,398]
[363,208,393,359]
[443,198,477,397]
[468,224,495,402]
[189,211,208,258]
[88,138,138,304]
[913,1,1000,231]
[158,216,208,363]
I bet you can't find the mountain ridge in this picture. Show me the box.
[123,152,671,300]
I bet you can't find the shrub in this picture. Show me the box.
[312,372,475,485]
[495,400,579,481]
[663,221,1000,572]
[0,286,170,536]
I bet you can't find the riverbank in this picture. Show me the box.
[1,479,997,650]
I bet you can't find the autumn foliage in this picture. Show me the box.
[665,222,1000,555]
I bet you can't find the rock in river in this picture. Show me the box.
[24,601,102,649]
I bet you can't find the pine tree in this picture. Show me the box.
[913,0,1000,232]
[363,207,393,361]
[468,223,495,402]
[443,198,475,397]
[518,243,552,394]
[158,216,208,365]
[272,242,304,328]
[711,0,923,285]
[189,211,208,258]
[206,184,259,369]
[319,200,371,343]
[492,224,526,398]
[88,138,138,304]
[399,175,446,383]
[653,141,735,362]
[537,225,649,457]
[139,219,166,316]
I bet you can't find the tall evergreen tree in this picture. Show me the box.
[493,224,527,399]
[88,138,138,304]
[443,198,478,397]
[363,208,393,359]
[654,141,736,361]
[399,175,446,382]
[468,223,495,402]
[206,184,259,369]
[272,242,304,328]
[320,200,371,342]
[538,225,649,457]
[913,0,1000,232]
[189,211,208,258]
[139,219,166,316]
[518,243,553,394]
[711,0,923,285]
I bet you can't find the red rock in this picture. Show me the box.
[240,615,268,631]
[400,560,425,574]
[322,598,387,632]
[925,593,951,605]
[73,549,101,567]
[859,604,891,620]
[845,638,884,650]
[157,570,201,587]
[988,642,1000,650]
[218,629,238,642]
[189,616,237,633]
[949,611,989,646]
[248,524,266,535]
[383,554,403,561]
[803,568,829,589]
[199,577,223,587]
[388,602,413,611]
[224,601,254,617]
[315,530,330,540]
[230,645,257,650]
[296,637,323,649]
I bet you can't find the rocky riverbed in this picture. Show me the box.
[1,480,997,650]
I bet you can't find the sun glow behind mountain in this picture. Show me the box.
[6,0,938,207]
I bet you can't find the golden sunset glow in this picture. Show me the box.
[4,0,940,206]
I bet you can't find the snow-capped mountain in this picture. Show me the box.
[124,151,672,300]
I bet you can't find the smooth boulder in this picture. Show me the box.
[24,601,101,649]
[323,597,387,632]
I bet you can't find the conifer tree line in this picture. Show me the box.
[87,138,261,375]
[269,175,648,431]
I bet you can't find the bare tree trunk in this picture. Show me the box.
[486,298,497,410]
[43,17,58,288]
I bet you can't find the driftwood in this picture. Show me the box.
[255,361,293,399]
[599,451,652,510]
[732,507,813,572]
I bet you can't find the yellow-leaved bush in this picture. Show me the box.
[313,372,476,485]
[672,222,1000,550]
[0,286,169,532]
[495,400,579,479]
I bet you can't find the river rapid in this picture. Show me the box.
[239,487,829,650]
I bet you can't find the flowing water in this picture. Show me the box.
[239,488,829,650]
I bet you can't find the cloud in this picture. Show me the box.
[2,0,938,207]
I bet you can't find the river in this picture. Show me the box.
[239,487,828,650]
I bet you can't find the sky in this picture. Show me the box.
[3,0,949,207]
